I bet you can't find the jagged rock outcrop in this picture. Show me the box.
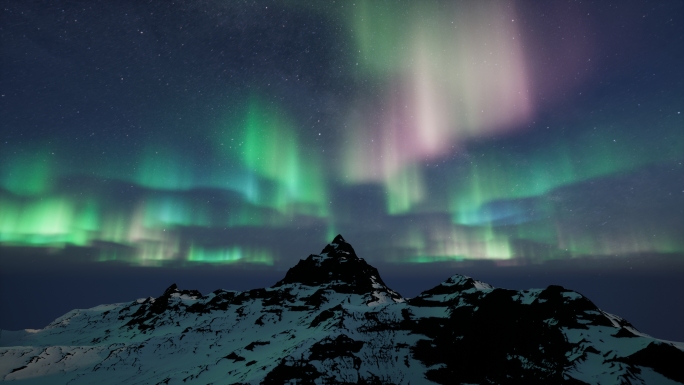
[273,234,403,304]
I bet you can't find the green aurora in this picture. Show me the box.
[0,0,682,268]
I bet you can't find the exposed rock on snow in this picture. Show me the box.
[1,235,682,384]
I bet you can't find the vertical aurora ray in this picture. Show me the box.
[385,219,514,263]
[351,0,410,76]
[342,0,533,216]
[0,195,101,247]
[239,97,328,216]
[99,210,131,245]
[0,196,72,245]
[188,245,274,265]
[385,164,425,215]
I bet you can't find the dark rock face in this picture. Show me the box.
[263,358,320,385]
[617,342,684,383]
[3,235,683,385]
[411,287,577,384]
[120,283,204,331]
[275,235,384,288]
[273,234,403,303]
[264,335,366,385]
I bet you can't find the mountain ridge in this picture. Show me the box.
[1,235,682,384]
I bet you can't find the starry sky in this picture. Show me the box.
[1,1,683,340]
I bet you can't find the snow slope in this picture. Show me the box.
[1,235,682,384]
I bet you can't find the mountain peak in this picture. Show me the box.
[317,233,360,262]
[272,235,402,301]
[331,233,346,244]
[3,236,683,384]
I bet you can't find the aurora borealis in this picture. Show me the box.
[1,1,683,339]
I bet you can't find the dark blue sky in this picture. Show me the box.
[1,0,683,341]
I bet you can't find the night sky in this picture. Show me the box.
[1,1,683,341]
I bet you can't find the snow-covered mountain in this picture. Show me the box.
[1,235,682,384]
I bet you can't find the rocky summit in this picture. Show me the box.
[1,235,682,384]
